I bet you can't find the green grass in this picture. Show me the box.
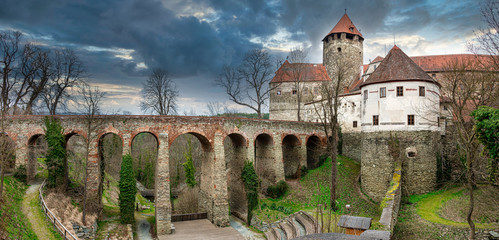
[253,156,379,225]
[29,191,64,240]
[414,186,498,229]
[0,177,38,239]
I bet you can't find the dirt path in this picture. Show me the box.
[21,182,60,240]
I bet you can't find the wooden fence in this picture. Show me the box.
[171,212,208,222]
[39,180,79,240]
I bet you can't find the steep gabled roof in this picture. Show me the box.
[323,13,363,41]
[372,56,384,63]
[271,61,331,83]
[359,45,438,88]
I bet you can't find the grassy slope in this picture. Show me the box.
[254,156,379,224]
[0,177,38,239]
[24,184,64,240]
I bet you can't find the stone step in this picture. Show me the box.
[264,227,279,240]
[279,220,296,240]
[295,213,316,235]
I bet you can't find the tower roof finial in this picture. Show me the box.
[345,8,347,14]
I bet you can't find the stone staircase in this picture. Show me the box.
[264,211,319,240]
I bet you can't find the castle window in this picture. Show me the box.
[437,117,440,127]
[292,89,297,95]
[353,121,358,128]
[380,87,386,98]
[432,73,436,78]
[337,47,342,52]
[277,89,281,95]
[419,86,425,96]
[408,115,415,125]
[363,90,368,100]
[314,87,318,95]
[373,115,379,126]
[396,86,404,96]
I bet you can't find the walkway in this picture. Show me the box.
[21,182,60,240]
[158,219,244,240]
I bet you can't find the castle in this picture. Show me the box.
[269,13,488,201]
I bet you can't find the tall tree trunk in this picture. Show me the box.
[0,163,4,200]
[330,126,337,211]
[466,152,475,240]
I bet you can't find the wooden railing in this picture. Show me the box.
[39,180,78,240]
[171,212,208,222]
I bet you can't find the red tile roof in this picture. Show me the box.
[323,13,363,40]
[271,61,331,83]
[410,54,495,72]
[359,45,438,88]
[372,56,384,63]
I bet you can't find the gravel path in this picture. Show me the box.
[21,182,59,240]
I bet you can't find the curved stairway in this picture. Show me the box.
[263,211,319,240]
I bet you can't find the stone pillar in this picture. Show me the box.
[211,132,230,226]
[273,132,285,182]
[299,136,307,167]
[122,133,131,155]
[85,137,101,209]
[16,134,29,179]
[247,138,255,164]
[155,133,172,235]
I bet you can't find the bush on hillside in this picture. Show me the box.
[266,180,289,199]
[241,161,259,225]
[13,164,27,184]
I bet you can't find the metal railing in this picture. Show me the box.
[38,180,79,240]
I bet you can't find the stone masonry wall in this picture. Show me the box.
[4,115,324,236]
[342,132,362,161]
[361,131,439,201]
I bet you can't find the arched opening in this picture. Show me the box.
[98,133,123,210]
[27,134,47,182]
[66,134,87,188]
[224,133,247,221]
[307,136,322,169]
[169,133,213,216]
[282,135,301,179]
[254,133,274,191]
[131,132,158,202]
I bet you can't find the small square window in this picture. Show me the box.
[380,87,386,98]
[353,121,358,128]
[408,115,415,125]
[277,90,281,95]
[292,89,297,95]
[373,115,379,126]
[419,86,425,96]
[396,86,403,96]
[443,105,448,110]
[363,90,368,100]
[432,73,436,78]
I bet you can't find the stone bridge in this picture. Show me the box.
[4,115,324,235]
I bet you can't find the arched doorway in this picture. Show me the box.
[224,133,247,221]
[254,133,274,191]
[282,135,301,179]
[306,135,322,169]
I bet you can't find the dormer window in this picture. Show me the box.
[349,27,354,32]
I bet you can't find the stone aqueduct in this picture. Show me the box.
[4,115,324,235]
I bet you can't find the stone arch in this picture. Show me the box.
[97,132,123,209]
[169,131,215,219]
[65,132,87,188]
[131,132,159,193]
[307,135,322,169]
[224,133,248,221]
[282,134,301,179]
[254,133,274,191]
[27,134,47,182]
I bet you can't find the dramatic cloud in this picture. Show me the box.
[0,0,483,114]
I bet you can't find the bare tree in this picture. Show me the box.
[472,0,499,69]
[440,57,498,239]
[287,47,309,121]
[140,68,178,115]
[216,49,277,118]
[206,101,224,116]
[0,31,22,114]
[42,49,85,115]
[77,82,105,224]
[310,57,354,210]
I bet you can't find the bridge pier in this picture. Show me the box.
[273,132,285,182]
[156,133,172,235]
[86,137,101,210]
[211,132,230,226]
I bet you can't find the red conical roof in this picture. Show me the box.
[323,13,363,41]
[359,45,439,88]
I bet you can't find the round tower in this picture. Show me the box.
[322,13,363,85]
